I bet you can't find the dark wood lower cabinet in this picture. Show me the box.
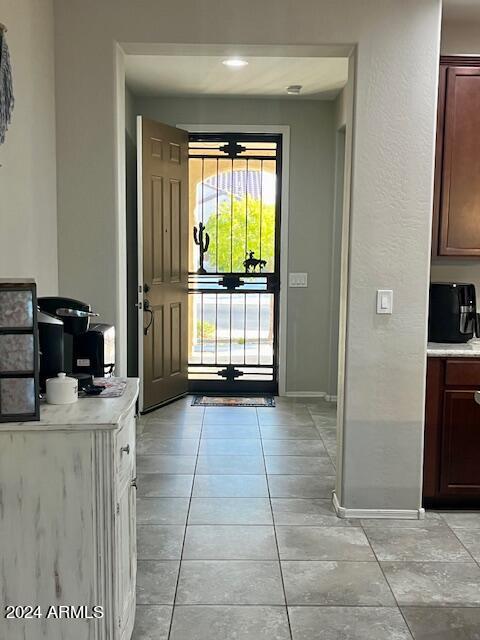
[424,357,480,507]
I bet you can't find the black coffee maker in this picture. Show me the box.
[38,297,115,389]
[428,282,477,343]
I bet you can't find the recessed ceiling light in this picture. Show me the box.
[222,58,248,68]
[286,85,302,95]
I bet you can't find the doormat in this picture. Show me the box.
[192,396,275,407]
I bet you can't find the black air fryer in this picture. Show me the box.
[428,282,477,343]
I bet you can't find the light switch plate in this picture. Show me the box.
[376,289,393,314]
[289,273,308,288]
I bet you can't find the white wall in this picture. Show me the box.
[132,95,336,393]
[326,93,346,399]
[53,0,442,513]
[0,0,58,295]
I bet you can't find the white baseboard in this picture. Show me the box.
[284,391,326,398]
[332,491,425,520]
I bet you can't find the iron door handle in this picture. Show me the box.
[131,477,137,489]
[120,444,130,456]
[143,299,153,336]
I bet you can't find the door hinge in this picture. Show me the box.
[116,502,120,515]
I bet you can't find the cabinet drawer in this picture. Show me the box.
[445,360,480,387]
[115,408,136,483]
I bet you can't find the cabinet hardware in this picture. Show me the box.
[120,444,130,455]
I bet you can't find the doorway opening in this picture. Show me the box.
[124,48,351,412]
[187,133,282,394]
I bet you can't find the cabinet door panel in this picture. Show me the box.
[440,390,480,494]
[432,65,447,257]
[116,479,136,635]
[439,67,480,255]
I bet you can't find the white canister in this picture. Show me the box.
[46,372,78,405]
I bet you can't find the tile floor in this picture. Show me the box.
[132,396,480,640]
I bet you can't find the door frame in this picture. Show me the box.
[136,115,145,410]
[178,123,290,397]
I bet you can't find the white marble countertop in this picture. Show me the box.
[427,341,480,358]
[0,378,139,431]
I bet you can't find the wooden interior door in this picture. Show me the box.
[138,117,189,410]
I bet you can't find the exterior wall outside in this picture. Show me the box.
[0,0,58,295]
[53,0,442,512]
[133,96,336,393]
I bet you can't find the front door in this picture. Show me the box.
[187,133,282,394]
[137,117,189,411]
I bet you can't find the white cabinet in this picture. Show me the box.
[115,417,137,639]
[0,379,139,640]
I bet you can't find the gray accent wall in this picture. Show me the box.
[133,96,336,393]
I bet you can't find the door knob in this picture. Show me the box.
[120,444,130,455]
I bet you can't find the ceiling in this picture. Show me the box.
[125,55,349,100]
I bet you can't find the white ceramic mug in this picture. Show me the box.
[46,372,78,404]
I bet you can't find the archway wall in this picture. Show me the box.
[53,0,442,514]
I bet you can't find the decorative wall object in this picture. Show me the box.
[0,23,14,145]
[243,250,267,273]
[0,280,39,421]
[193,222,210,274]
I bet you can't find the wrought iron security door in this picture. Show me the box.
[188,133,282,393]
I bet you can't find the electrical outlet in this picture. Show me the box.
[289,273,308,288]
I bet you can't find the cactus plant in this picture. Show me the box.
[193,222,210,274]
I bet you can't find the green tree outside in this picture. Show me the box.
[204,196,275,273]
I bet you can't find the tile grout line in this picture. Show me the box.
[166,403,205,640]
[447,524,480,568]
[362,528,415,639]
[259,416,294,640]
[306,403,337,469]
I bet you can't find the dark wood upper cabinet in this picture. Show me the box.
[433,58,480,257]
